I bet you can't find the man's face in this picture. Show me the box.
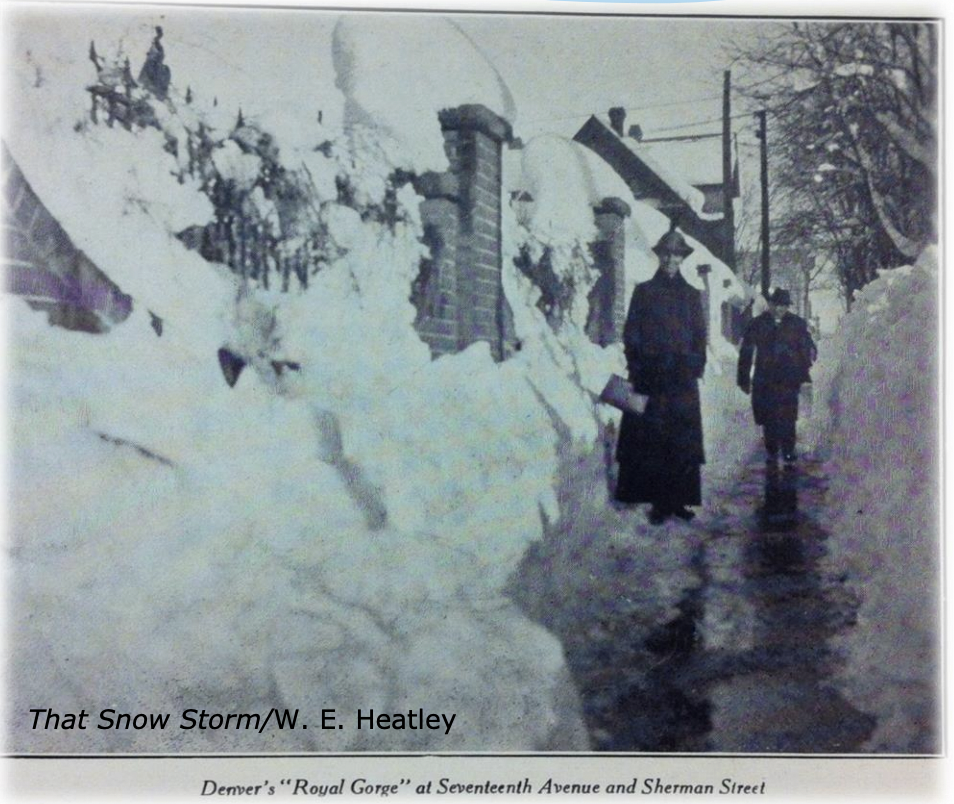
[659,251,684,277]
[770,302,790,320]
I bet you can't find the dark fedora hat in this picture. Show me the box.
[652,228,694,258]
[768,288,792,306]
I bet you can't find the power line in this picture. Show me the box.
[520,92,724,126]
[647,110,756,135]
[517,99,764,145]
[640,132,722,143]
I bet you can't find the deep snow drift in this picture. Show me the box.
[806,248,940,753]
[4,7,589,752]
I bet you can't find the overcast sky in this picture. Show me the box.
[453,13,761,141]
[8,2,764,140]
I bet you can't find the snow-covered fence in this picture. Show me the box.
[2,144,132,332]
[58,24,637,364]
[183,215,314,292]
[87,45,158,132]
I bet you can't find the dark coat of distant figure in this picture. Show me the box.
[737,305,816,459]
[614,252,707,512]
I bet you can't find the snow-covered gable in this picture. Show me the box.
[637,135,740,218]
[573,112,737,272]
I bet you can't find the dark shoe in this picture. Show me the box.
[765,453,779,465]
[671,506,696,521]
[648,506,669,525]
[783,452,797,464]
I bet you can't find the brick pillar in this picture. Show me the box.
[412,171,461,357]
[586,196,631,346]
[696,263,712,343]
[438,105,512,361]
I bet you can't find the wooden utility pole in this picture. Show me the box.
[757,109,770,297]
[722,71,736,270]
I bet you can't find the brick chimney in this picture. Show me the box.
[608,107,626,137]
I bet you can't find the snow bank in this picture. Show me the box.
[806,248,940,752]
[5,4,766,756]
[518,136,599,247]
[5,8,588,752]
[501,135,625,439]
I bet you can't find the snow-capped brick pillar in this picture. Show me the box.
[696,263,712,341]
[2,145,132,332]
[586,196,631,346]
[438,104,513,361]
[412,171,461,357]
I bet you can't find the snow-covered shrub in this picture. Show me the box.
[512,241,596,330]
[84,26,344,293]
[507,136,602,333]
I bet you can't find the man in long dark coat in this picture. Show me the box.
[615,226,707,525]
[737,288,817,465]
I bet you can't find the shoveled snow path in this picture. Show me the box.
[513,379,882,752]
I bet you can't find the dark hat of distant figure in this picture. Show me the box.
[768,288,792,306]
[652,228,694,257]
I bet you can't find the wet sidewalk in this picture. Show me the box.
[661,456,876,752]
[532,451,877,752]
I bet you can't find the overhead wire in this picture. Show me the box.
[519,102,765,147]
[518,92,725,126]
[648,110,762,135]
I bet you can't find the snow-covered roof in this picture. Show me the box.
[586,114,717,221]
[637,136,729,189]
[574,113,738,268]
[507,135,633,203]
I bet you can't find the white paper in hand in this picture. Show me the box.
[599,374,648,416]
